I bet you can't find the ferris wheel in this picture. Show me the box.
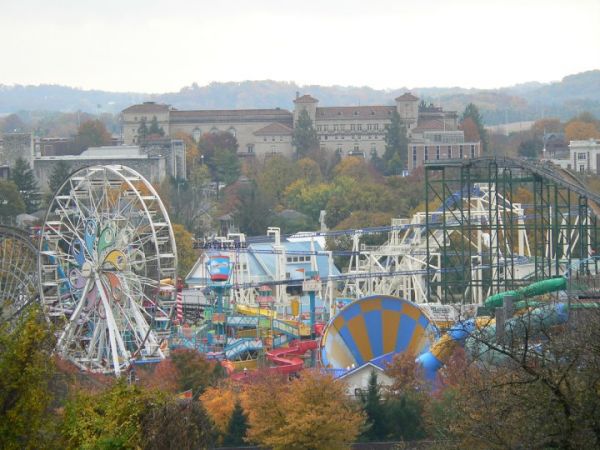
[39,165,177,376]
[0,225,39,322]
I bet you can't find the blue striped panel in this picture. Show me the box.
[395,315,416,353]
[364,309,383,359]
[338,324,363,366]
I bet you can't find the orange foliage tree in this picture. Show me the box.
[565,120,600,141]
[200,384,238,435]
[241,371,364,450]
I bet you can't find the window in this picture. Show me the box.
[333,124,339,131]
[324,135,328,140]
[580,164,585,173]
[336,145,342,154]
[354,144,360,152]
[192,128,202,142]
[459,145,464,158]
[340,124,346,131]
[322,124,328,131]
[247,144,254,154]
[447,146,452,159]
[578,153,587,160]
[350,124,355,131]
[271,145,277,154]
[436,146,440,160]
[374,124,379,130]
[316,125,322,132]
[263,137,267,142]
[424,146,429,161]
[357,124,362,131]
[412,146,417,166]
[228,127,236,138]
[470,144,475,158]
[371,143,376,153]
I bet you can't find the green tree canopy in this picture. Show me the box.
[292,109,319,158]
[10,157,40,213]
[461,103,488,153]
[48,160,72,196]
[383,110,408,175]
[0,180,25,218]
[148,116,165,136]
[222,400,249,447]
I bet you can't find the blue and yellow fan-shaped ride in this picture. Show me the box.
[320,296,438,369]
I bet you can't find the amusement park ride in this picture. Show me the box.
[1,157,600,379]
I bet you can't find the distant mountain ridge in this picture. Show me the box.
[1,70,599,125]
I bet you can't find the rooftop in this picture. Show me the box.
[395,92,419,102]
[122,102,171,114]
[253,122,293,136]
[294,94,318,104]
[316,105,395,120]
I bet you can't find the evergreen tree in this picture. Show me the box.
[137,117,149,141]
[292,109,319,159]
[461,103,488,153]
[148,116,165,136]
[383,110,408,175]
[0,180,25,218]
[48,160,72,196]
[361,370,387,441]
[210,149,241,186]
[222,400,249,447]
[10,157,40,213]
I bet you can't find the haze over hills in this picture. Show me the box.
[1,70,599,125]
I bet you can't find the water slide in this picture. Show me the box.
[416,278,569,381]
[224,338,263,360]
[266,339,318,374]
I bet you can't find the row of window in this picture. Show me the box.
[320,134,382,141]
[316,123,385,132]
[287,255,311,263]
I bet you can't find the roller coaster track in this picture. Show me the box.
[463,157,600,216]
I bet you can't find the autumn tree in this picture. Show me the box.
[0,306,57,450]
[1,114,26,133]
[242,371,364,450]
[292,109,319,158]
[170,349,224,396]
[257,154,300,205]
[76,119,112,150]
[61,381,167,449]
[172,131,200,178]
[200,385,238,437]
[428,301,600,449]
[565,119,600,141]
[234,184,272,236]
[284,180,334,221]
[462,103,487,153]
[0,180,25,219]
[172,223,197,277]
[383,110,408,175]
[10,157,40,213]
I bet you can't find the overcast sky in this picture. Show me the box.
[2,0,599,93]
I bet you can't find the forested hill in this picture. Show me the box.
[1,70,599,125]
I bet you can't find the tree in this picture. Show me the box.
[61,380,168,449]
[565,120,600,141]
[242,371,364,450]
[0,306,57,450]
[233,184,272,235]
[172,131,200,178]
[47,160,72,196]
[76,119,111,150]
[138,117,149,141]
[141,400,216,450]
[0,180,25,219]
[10,157,40,213]
[462,103,488,153]
[333,156,378,183]
[222,400,249,447]
[360,371,387,441]
[170,349,223,396]
[283,180,334,222]
[197,130,241,187]
[257,155,300,205]
[200,385,238,437]
[172,223,198,276]
[1,114,26,133]
[428,302,600,449]
[292,109,319,158]
[383,110,408,175]
[518,138,543,158]
[148,116,165,137]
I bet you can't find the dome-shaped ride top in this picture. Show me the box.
[320,296,438,369]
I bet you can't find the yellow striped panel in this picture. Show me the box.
[346,315,373,362]
[360,298,382,313]
[382,310,402,354]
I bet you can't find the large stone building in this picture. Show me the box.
[122,93,480,171]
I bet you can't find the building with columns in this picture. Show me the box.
[121,93,479,172]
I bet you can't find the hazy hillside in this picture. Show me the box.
[1,70,599,125]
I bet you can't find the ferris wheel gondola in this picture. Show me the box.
[39,165,177,376]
